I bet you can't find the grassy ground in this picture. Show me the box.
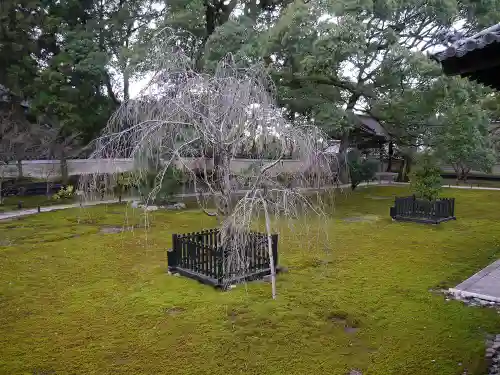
[0,195,76,212]
[442,178,500,189]
[1,186,500,375]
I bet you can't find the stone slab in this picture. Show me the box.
[449,259,500,303]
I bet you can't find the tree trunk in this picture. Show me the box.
[46,179,51,198]
[0,177,3,205]
[221,153,232,216]
[262,196,277,300]
[403,155,412,182]
[338,132,350,184]
[462,167,470,183]
[60,154,69,185]
[123,70,130,102]
[214,149,232,217]
[386,141,393,172]
[338,94,359,184]
[17,160,23,179]
[399,154,413,182]
[451,163,459,185]
[379,140,384,173]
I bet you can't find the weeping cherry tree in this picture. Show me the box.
[80,33,338,299]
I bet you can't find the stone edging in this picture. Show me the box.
[486,335,500,375]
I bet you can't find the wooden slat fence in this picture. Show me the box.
[168,229,278,287]
[390,195,455,224]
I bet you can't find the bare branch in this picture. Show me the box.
[80,30,339,298]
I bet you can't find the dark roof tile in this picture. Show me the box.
[433,23,500,61]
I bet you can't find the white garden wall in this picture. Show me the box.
[4,159,500,180]
[0,158,317,179]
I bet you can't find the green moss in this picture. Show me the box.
[442,178,500,188]
[0,186,499,374]
[0,195,76,212]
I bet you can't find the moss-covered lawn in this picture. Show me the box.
[0,195,76,213]
[1,186,499,375]
[442,178,500,189]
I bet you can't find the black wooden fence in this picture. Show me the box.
[168,229,278,287]
[390,195,456,224]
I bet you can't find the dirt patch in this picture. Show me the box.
[32,368,56,375]
[368,195,393,200]
[343,215,379,223]
[100,226,137,234]
[100,227,124,234]
[70,218,97,225]
[227,307,250,320]
[299,258,332,270]
[114,358,130,366]
[164,307,186,315]
[289,258,333,272]
[327,312,360,334]
[344,326,360,334]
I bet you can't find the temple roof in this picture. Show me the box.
[432,23,500,90]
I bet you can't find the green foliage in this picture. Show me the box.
[0,0,42,98]
[347,150,378,190]
[276,172,297,187]
[52,185,75,200]
[433,77,496,182]
[1,0,165,143]
[410,152,442,201]
[3,0,500,167]
[203,17,260,71]
[259,0,461,138]
[113,172,134,202]
[138,163,185,204]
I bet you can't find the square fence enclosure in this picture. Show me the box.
[167,229,278,288]
[390,195,456,224]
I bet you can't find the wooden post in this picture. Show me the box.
[217,245,224,286]
[209,231,214,278]
[271,234,278,269]
[17,160,23,179]
[379,139,384,173]
[386,141,393,172]
[168,234,178,269]
[60,155,69,185]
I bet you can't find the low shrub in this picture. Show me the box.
[410,152,442,201]
[52,185,75,200]
[138,163,185,205]
[348,150,378,190]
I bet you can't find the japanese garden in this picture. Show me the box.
[1,1,500,374]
